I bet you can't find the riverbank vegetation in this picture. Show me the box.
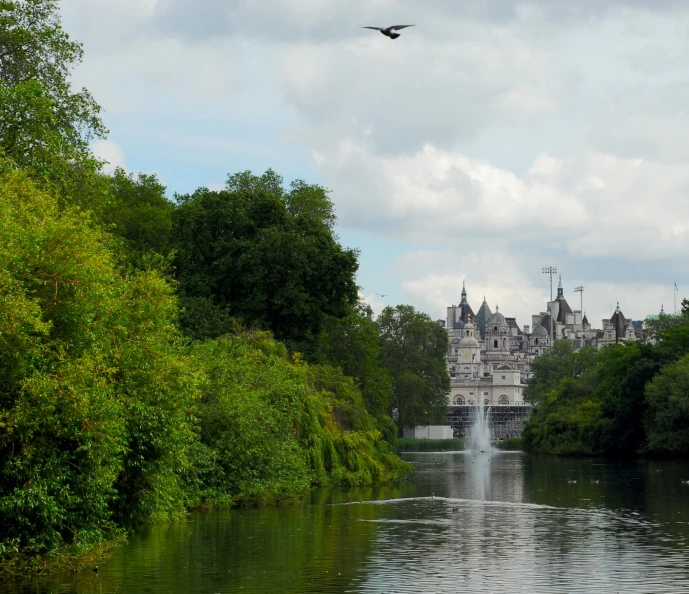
[395,438,465,452]
[522,320,689,456]
[0,0,449,570]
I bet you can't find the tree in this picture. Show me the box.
[317,301,396,440]
[0,0,108,209]
[0,165,198,559]
[102,168,175,269]
[524,341,599,405]
[644,353,689,455]
[173,170,359,353]
[377,305,450,432]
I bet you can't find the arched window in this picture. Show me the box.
[535,338,539,345]
[499,395,509,405]
[494,326,498,333]
[454,396,465,405]
[493,339,498,348]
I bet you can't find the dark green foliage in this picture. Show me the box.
[645,354,689,454]
[377,305,450,432]
[102,168,175,269]
[493,438,522,451]
[395,438,465,452]
[317,301,395,437]
[173,170,359,354]
[524,315,689,457]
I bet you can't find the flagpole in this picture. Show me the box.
[674,281,677,315]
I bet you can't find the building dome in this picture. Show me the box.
[532,325,548,338]
[487,311,506,328]
[464,321,475,330]
[459,334,479,348]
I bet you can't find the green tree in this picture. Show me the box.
[173,170,359,353]
[317,302,394,424]
[645,353,689,455]
[525,341,600,405]
[0,166,198,560]
[377,305,450,433]
[0,0,108,209]
[102,168,175,269]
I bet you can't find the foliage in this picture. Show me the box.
[0,167,199,561]
[377,305,450,433]
[317,301,395,439]
[101,168,175,269]
[395,438,464,452]
[523,317,689,457]
[0,0,108,210]
[173,170,359,353]
[524,340,599,405]
[645,353,689,455]
[493,438,522,451]
[186,332,411,507]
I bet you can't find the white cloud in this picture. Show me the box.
[92,140,127,173]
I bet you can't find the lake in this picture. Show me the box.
[7,451,689,593]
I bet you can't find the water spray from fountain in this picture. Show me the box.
[469,399,492,453]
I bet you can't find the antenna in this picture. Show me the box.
[542,266,557,343]
[574,286,584,340]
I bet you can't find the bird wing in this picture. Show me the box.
[390,25,415,30]
[362,26,383,30]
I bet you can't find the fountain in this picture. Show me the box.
[469,399,492,453]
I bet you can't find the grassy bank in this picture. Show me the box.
[493,438,523,451]
[395,438,465,452]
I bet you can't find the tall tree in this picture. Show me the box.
[173,170,359,353]
[377,305,450,432]
[0,0,107,208]
[317,302,395,437]
[102,168,175,269]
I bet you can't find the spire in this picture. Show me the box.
[661,303,665,315]
[556,274,565,299]
[461,280,467,300]
[495,304,499,313]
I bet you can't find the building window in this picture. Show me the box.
[469,392,474,395]
[501,375,506,380]
[454,396,465,405]
[494,326,498,333]
[493,339,498,348]
[484,391,488,395]
[535,338,539,345]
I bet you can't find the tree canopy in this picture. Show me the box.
[376,305,450,432]
[173,170,359,353]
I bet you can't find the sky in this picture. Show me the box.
[59,0,689,329]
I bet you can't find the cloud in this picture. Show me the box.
[92,140,127,173]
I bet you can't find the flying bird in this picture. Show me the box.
[362,25,415,40]
[376,293,389,297]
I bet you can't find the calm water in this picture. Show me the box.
[7,451,689,593]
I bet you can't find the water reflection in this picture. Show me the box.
[7,453,689,593]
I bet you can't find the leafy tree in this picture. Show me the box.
[0,166,198,560]
[524,340,599,405]
[102,168,175,269]
[186,332,410,507]
[317,302,394,426]
[0,0,108,209]
[173,170,359,353]
[376,305,450,432]
[645,353,689,455]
